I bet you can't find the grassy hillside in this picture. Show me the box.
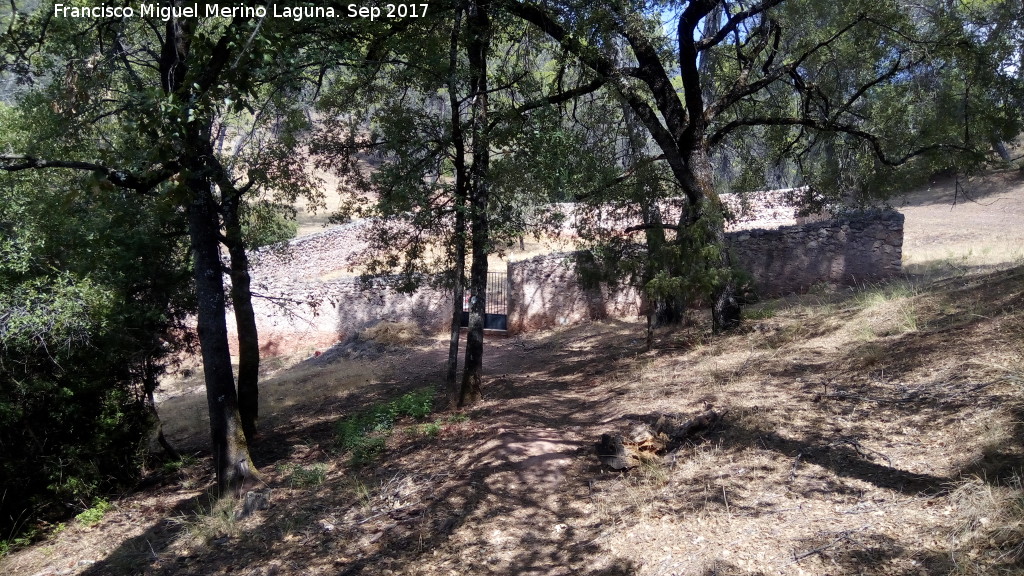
[2,170,1023,576]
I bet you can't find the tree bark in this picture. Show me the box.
[459,0,490,407]
[993,140,1011,162]
[446,238,465,405]
[687,148,741,334]
[186,175,256,495]
[689,2,738,334]
[221,191,260,442]
[446,6,467,407]
[460,220,487,407]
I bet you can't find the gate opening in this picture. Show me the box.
[460,271,508,332]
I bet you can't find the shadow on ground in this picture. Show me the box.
[70,266,1024,575]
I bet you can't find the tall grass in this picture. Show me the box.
[851,280,923,335]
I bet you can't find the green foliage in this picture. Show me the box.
[406,411,469,439]
[744,303,777,321]
[0,0,327,539]
[241,200,298,249]
[392,388,434,420]
[0,105,193,542]
[420,422,443,438]
[350,436,388,467]
[161,454,200,476]
[443,412,470,424]
[334,388,435,465]
[707,0,1023,200]
[74,499,112,527]
[0,528,38,558]
[286,464,328,488]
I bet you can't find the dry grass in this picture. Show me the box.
[949,474,1024,573]
[4,174,1024,576]
[154,353,387,450]
[899,170,1024,276]
[360,321,423,346]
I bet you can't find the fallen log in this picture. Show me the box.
[595,409,725,470]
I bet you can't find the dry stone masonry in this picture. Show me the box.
[729,209,904,296]
[507,253,643,333]
[507,209,904,332]
[228,220,450,356]
[231,206,904,353]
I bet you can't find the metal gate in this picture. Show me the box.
[460,271,508,331]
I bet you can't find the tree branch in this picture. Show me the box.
[707,117,977,165]
[624,222,680,234]
[708,14,867,122]
[503,0,693,197]
[696,0,787,52]
[577,153,667,200]
[0,155,177,192]
[498,76,606,119]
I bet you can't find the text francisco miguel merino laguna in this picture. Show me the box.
[53,3,429,21]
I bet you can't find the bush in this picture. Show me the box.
[75,499,112,527]
[0,162,193,546]
[392,388,434,419]
[241,201,298,248]
[0,280,160,539]
[334,388,435,465]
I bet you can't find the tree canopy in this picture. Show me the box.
[0,0,1020,548]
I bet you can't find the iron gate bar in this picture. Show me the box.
[460,271,509,331]
[485,271,507,315]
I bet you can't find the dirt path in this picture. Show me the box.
[4,172,1024,576]
[5,270,1023,575]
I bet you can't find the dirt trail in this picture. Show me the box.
[3,171,1024,576]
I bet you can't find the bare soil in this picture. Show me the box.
[3,171,1024,576]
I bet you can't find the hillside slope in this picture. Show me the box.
[2,171,1023,576]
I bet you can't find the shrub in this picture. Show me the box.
[75,499,112,527]
[421,422,442,438]
[334,388,436,465]
[241,201,298,248]
[287,464,328,488]
[0,159,193,545]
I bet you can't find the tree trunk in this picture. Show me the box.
[157,3,257,494]
[447,210,466,406]
[993,140,1011,162]
[682,146,742,333]
[446,6,467,407]
[460,230,487,407]
[708,218,741,333]
[186,177,256,495]
[460,248,487,406]
[712,282,741,332]
[459,0,490,408]
[221,191,260,442]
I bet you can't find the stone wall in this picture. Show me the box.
[543,188,827,237]
[507,253,642,333]
[227,221,452,356]
[729,209,904,297]
[249,220,370,284]
[505,209,904,331]
[233,278,453,357]
[232,208,903,352]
